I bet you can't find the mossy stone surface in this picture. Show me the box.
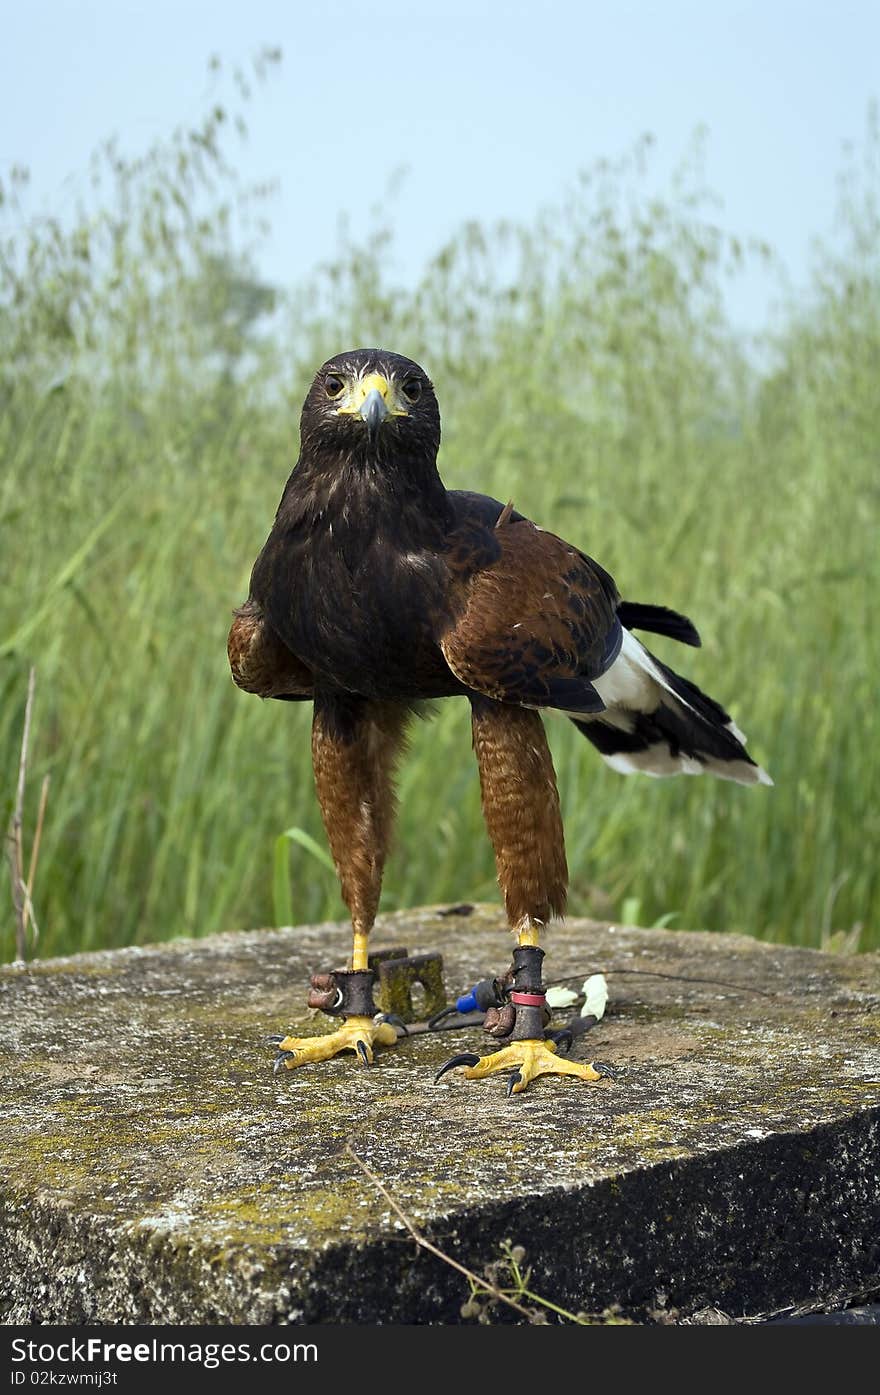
[1,904,879,1324]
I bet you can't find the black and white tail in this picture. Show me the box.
[572,626,772,787]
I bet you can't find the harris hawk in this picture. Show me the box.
[228,348,771,1094]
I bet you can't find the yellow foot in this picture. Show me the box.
[272,1015,399,1073]
[435,1038,615,1096]
[273,1009,401,1071]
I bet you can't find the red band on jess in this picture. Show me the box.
[511,991,546,1007]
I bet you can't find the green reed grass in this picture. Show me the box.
[1,82,877,958]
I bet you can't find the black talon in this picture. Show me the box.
[546,1028,573,1054]
[434,1052,481,1082]
[263,1033,286,1046]
[505,1069,523,1098]
[376,1012,410,1036]
[592,1061,618,1079]
[273,1049,295,1075]
[356,1040,371,1066]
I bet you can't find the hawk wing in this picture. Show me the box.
[441,511,622,714]
[227,598,314,701]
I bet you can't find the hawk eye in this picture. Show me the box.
[401,377,422,403]
[324,374,345,399]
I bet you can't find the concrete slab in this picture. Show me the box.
[1,905,879,1324]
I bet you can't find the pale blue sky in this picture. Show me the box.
[2,0,878,330]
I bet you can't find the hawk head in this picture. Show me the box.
[298,348,441,465]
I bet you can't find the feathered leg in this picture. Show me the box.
[275,695,409,1072]
[437,697,613,1094]
[470,697,568,935]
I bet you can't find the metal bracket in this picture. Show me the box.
[369,945,447,1025]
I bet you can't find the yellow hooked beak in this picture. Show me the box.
[335,373,409,438]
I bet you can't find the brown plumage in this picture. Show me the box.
[228,347,770,1089]
[310,695,408,969]
[228,598,312,699]
[470,700,568,929]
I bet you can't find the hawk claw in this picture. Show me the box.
[546,1027,573,1055]
[269,1014,398,1073]
[505,1069,523,1098]
[434,1052,481,1082]
[592,1061,618,1078]
[435,1038,613,1093]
